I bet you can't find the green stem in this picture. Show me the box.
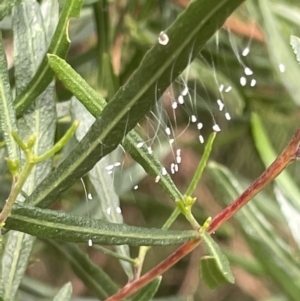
[185,210,201,230]
[93,245,136,264]
[133,133,216,276]
[11,131,27,152]
[134,246,150,279]
[185,132,216,197]
[0,122,79,224]
[134,206,182,279]
[162,207,181,230]
[0,159,34,224]
[35,120,79,163]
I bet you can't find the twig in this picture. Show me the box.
[104,127,300,301]
[105,239,200,301]
[207,127,300,233]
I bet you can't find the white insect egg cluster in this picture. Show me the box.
[124,28,260,187]
[82,28,260,244]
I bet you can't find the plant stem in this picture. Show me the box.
[0,122,79,224]
[207,127,300,234]
[0,159,34,224]
[133,207,182,279]
[185,132,216,197]
[105,239,201,301]
[162,207,181,230]
[104,127,300,301]
[93,245,136,264]
[133,246,150,280]
[35,120,79,163]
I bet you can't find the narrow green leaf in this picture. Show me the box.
[251,0,300,105]
[273,187,300,249]
[273,4,300,27]
[251,113,300,213]
[48,54,182,201]
[244,203,300,301]
[6,204,199,246]
[0,0,21,21]
[0,2,58,300]
[52,282,72,301]
[114,140,172,196]
[200,232,234,289]
[185,132,216,197]
[208,162,300,301]
[13,0,48,95]
[20,276,57,299]
[252,114,300,249]
[40,0,59,45]
[13,0,83,117]
[28,0,244,209]
[0,232,34,301]
[48,54,106,117]
[290,35,300,64]
[0,31,19,162]
[123,131,182,200]
[71,98,133,279]
[131,276,161,301]
[48,241,118,300]
[223,249,265,277]
[13,0,56,191]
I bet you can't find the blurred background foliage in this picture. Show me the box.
[1,0,300,300]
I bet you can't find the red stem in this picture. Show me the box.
[105,128,300,301]
[105,239,200,301]
[207,127,300,233]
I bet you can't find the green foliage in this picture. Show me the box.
[0,0,300,300]
[52,282,72,301]
[131,277,162,301]
[200,232,235,290]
